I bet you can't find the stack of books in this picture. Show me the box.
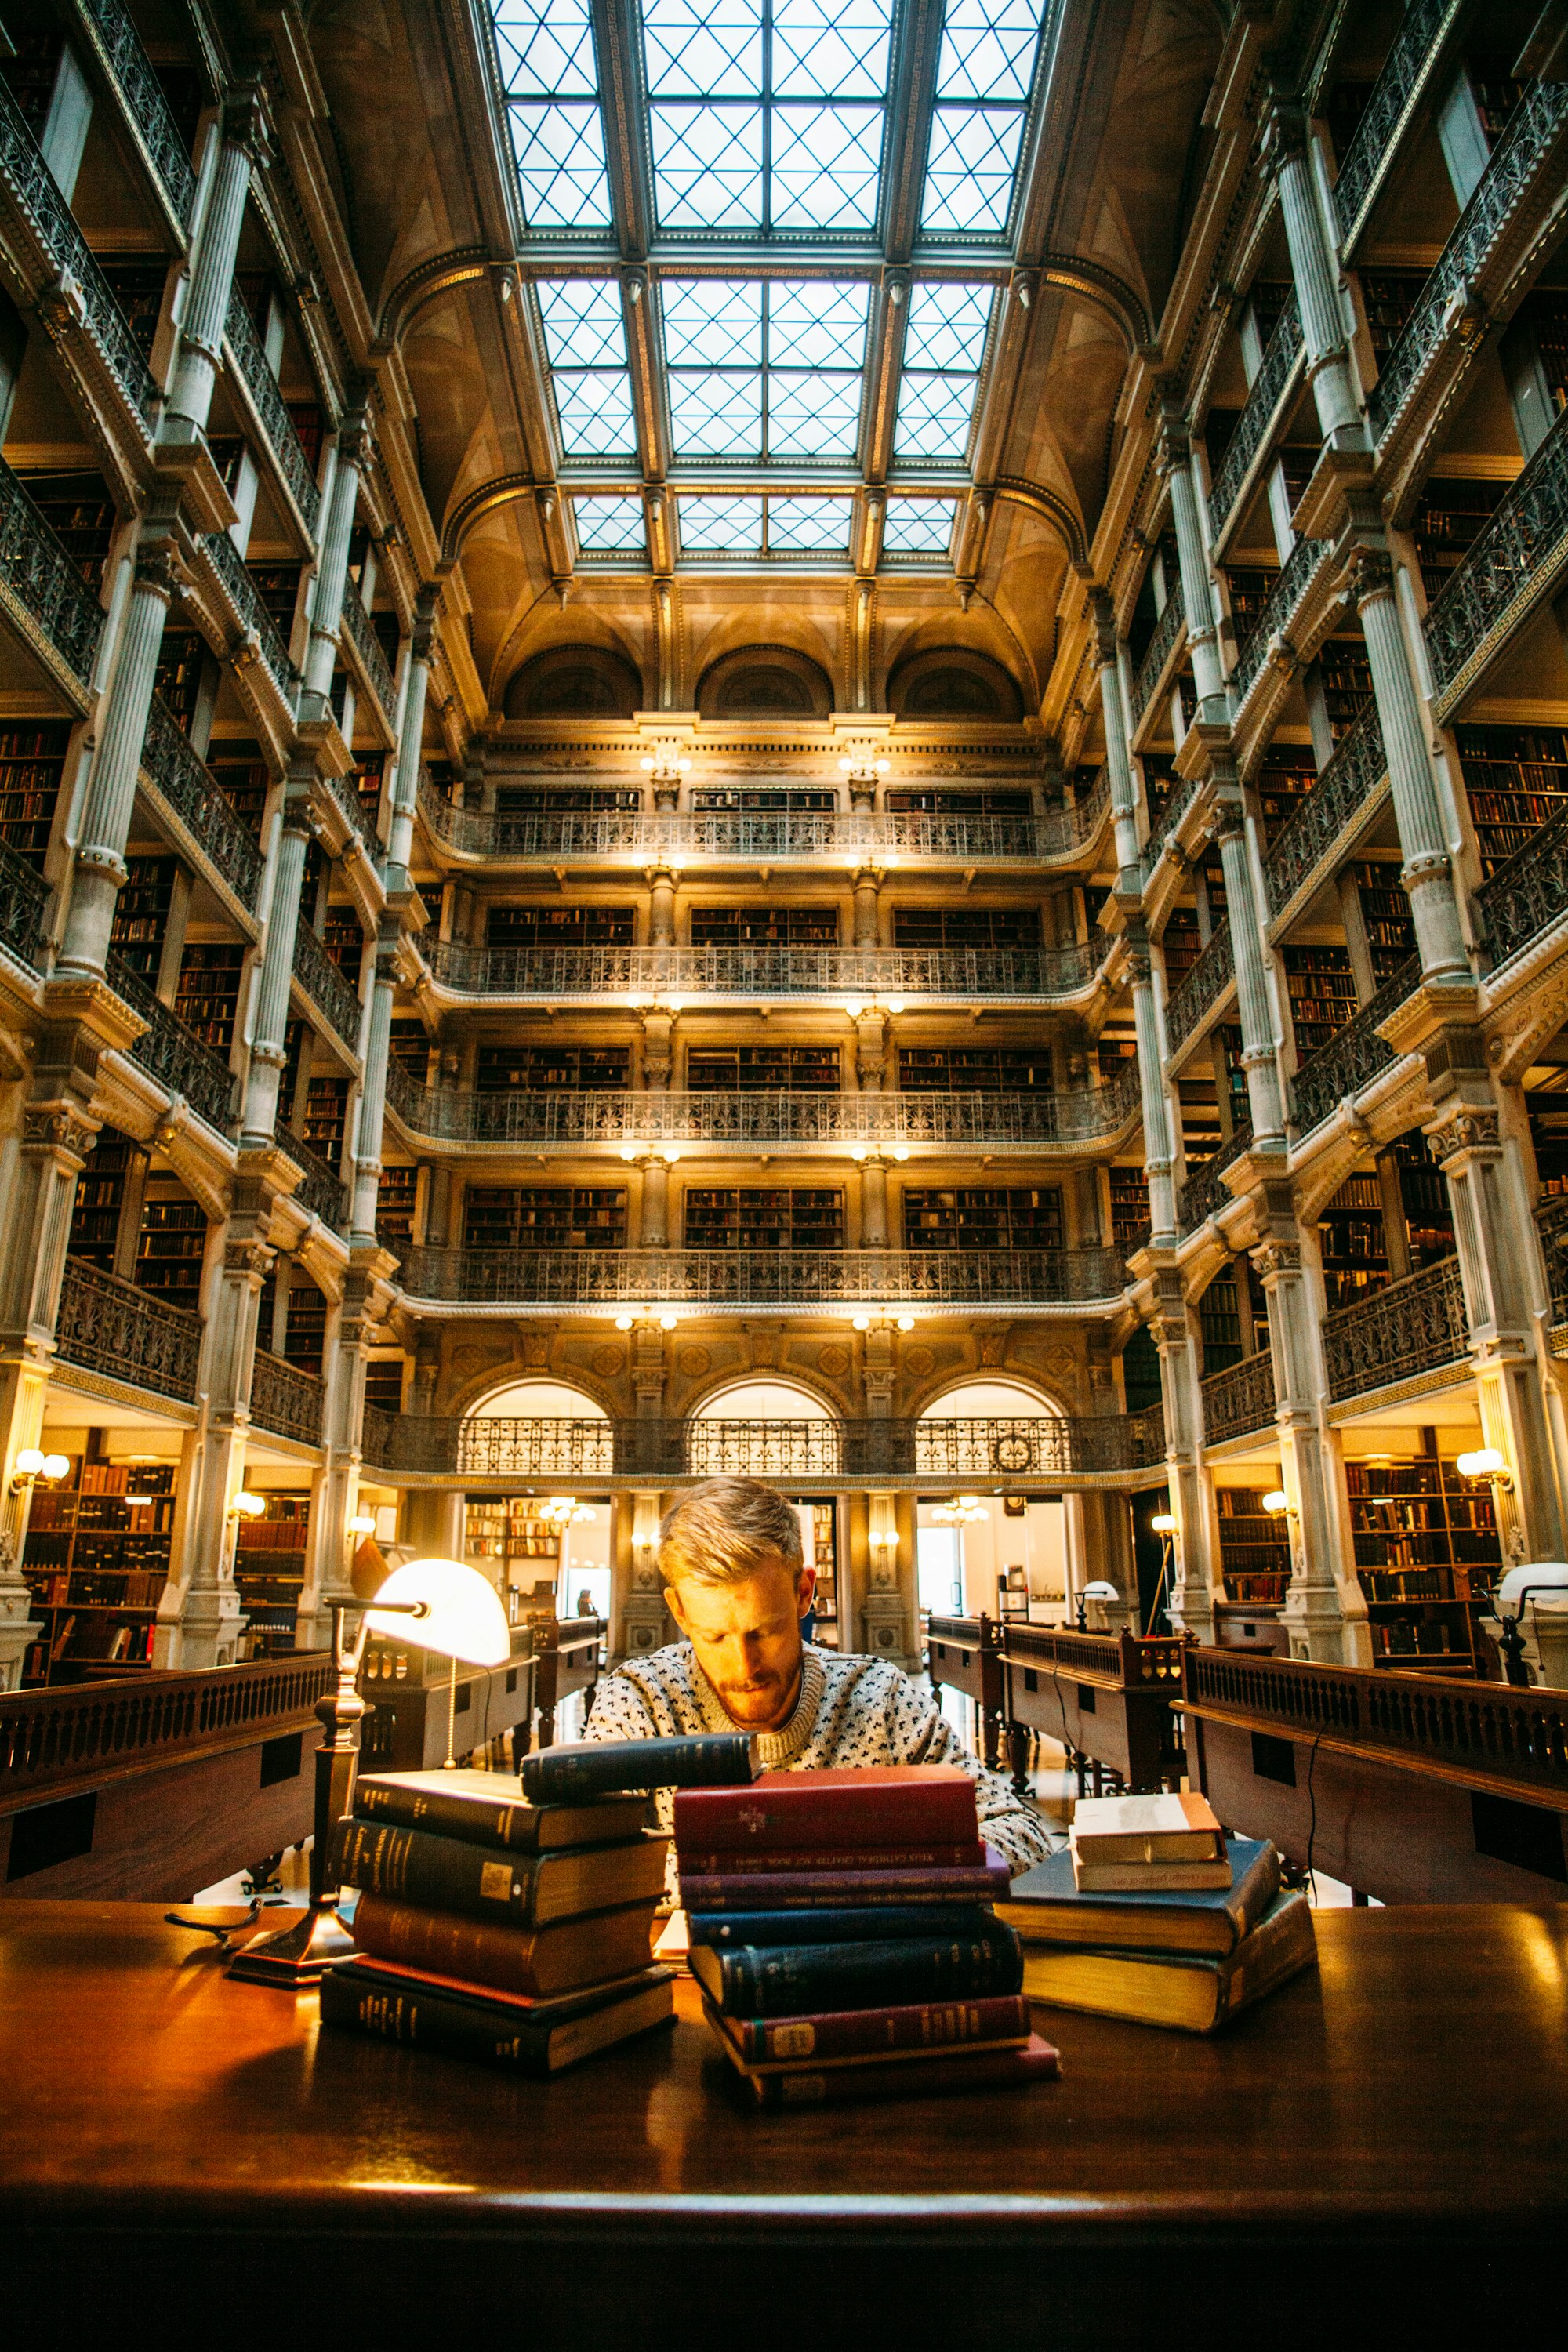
[320,1767,674,2074]
[677,1766,1061,2109]
[995,1792,1316,2032]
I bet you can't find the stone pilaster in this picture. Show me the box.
[1158,412,1228,721]
[1210,789,1287,1144]
[1127,929,1178,1242]
[1091,591,1142,880]
[241,785,314,1145]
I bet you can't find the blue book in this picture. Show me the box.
[688,1904,992,1949]
[994,1836,1280,1955]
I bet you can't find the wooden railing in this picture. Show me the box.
[0,1653,333,1806]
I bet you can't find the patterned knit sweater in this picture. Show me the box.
[581,1639,1058,1880]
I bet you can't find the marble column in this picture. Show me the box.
[296,1272,374,1649]
[241,787,314,1146]
[1091,592,1142,880]
[647,864,677,946]
[1210,793,1287,1145]
[164,91,263,437]
[385,588,437,889]
[1127,928,1178,1243]
[1264,101,1363,448]
[1159,416,1228,722]
[1148,1283,1222,1642]
[57,550,176,975]
[350,931,398,1244]
[852,866,881,946]
[301,406,368,718]
[158,1218,270,1668]
[858,1152,889,1249]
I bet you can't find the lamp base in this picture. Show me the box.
[225,1904,357,1986]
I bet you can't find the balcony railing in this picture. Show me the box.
[140,694,265,910]
[250,1348,325,1445]
[294,920,363,1048]
[1208,294,1304,536]
[78,0,197,225]
[205,531,299,699]
[1229,536,1328,707]
[1262,707,1386,920]
[56,1258,201,1403]
[320,764,382,864]
[1477,800,1568,981]
[1331,0,1461,250]
[1179,1118,1252,1230]
[1537,1195,1568,1328]
[0,835,49,973]
[1323,1255,1468,1402]
[400,1244,1129,1308]
[276,1124,350,1230]
[107,955,235,1136]
[0,453,107,692]
[1163,925,1234,1052]
[423,938,1098,1000]
[1130,583,1185,729]
[339,579,397,722]
[1201,1352,1276,1446]
[1370,80,1568,445]
[1290,956,1417,1140]
[223,289,322,535]
[1425,406,1568,716]
[358,1410,1168,1481]
[0,81,158,426]
[1139,768,1203,882]
[383,1066,1144,1149]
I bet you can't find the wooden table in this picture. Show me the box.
[1002,1624,1185,1793]
[3,1901,1566,2347]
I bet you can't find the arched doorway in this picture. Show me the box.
[916,1380,1068,1622]
[688,1380,841,1646]
[460,1380,612,1624]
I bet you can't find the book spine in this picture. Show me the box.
[728,1992,1029,2066]
[354,1784,538,1853]
[1215,1894,1317,2025]
[350,1893,545,1994]
[679,1857,1011,1911]
[746,2036,1060,2110]
[688,1904,991,1949]
[676,1843,985,1875]
[521,1733,754,1803]
[320,1967,552,2074]
[331,1817,537,1921]
[710,1926,1024,2018]
[673,1780,978,1850]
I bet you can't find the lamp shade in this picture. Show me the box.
[365,1558,510,1668]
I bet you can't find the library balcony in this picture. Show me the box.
[0,454,107,706]
[0,834,49,976]
[53,1258,202,1406]
[1229,536,1333,725]
[1163,925,1235,1058]
[1200,1352,1277,1449]
[139,695,267,924]
[1477,802,1568,983]
[1289,957,1418,1143]
[275,1124,350,1232]
[72,0,198,233]
[221,287,323,547]
[107,956,237,1142]
[200,531,301,720]
[1330,0,1459,258]
[416,938,1103,1008]
[1207,296,1304,552]
[1425,407,1568,720]
[1178,1121,1253,1233]
[1538,1196,1568,1334]
[1128,582,1185,739]
[1323,1256,1468,1403]
[339,579,397,739]
[396,1243,1130,1314]
[314,764,383,872]
[292,918,363,1056]
[1138,768,1207,891]
[249,1349,325,1448]
[1261,710,1388,928]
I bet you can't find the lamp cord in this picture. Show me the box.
[1303,1724,1325,1906]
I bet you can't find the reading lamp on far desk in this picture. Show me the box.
[227,1558,511,1987]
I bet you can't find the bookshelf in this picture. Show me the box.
[135,1185,208,1310]
[390,1018,432,1078]
[464,1497,561,1593]
[885,787,1032,815]
[1519,287,1568,408]
[1455,724,1568,874]
[282,1275,328,1377]
[898,1046,1053,1092]
[234,1494,311,1655]
[683,1189,844,1249]
[1215,1024,1248,1129]
[1317,1170,1389,1311]
[19,470,114,586]
[892,906,1039,949]
[303,1074,348,1166]
[688,1045,840,1091]
[1316,641,1374,739]
[205,742,270,840]
[1528,1094,1568,1195]
[68,1130,132,1268]
[1352,859,1416,978]
[1283,945,1358,1060]
[901,1187,1064,1250]
[691,906,837,946]
[1255,745,1317,842]
[247,564,303,644]
[797,1496,838,1647]
[374,1164,418,1250]
[110,858,175,985]
[475,1044,630,1091]
[1392,1132,1455,1268]
[1410,478,1507,604]
[1160,908,1200,986]
[0,720,69,867]
[1199,1267,1242,1373]
[322,906,363,975]
[486,904,635,946]
[1224,569,1274,641]
[1215,1488,1290,1605]
[1348,1438,1501,1672]
[175,943,245,1049]
[1359,272,1427,363]
[364,1358,406,1414]
[1109,1167,1149,1250]
[21,1450,178,1686]
[691,786,835,812]
[154,631,208,733]
[463,1186,628,1250]
[495,784,642,812]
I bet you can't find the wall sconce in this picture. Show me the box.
[614,1312,635,1330]
[347,1513,378,1540]
[639,753,691,782]
[1457,1446,1513,1492]
[659,1312,678,1330]
[11,1448,70,1495]
[844,998,869,1019]
[895,1314,915,1333]
[839,755,890,782]
[934,1494,988,1526]
[1261,1490,1294,1518]
[228,1490,266,1521]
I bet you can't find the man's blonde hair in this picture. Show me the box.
[659,1478,804,1588]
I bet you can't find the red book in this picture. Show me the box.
[676,1842,986,1876]
[678,1848,1011,1911]
[718,2029,1062,2110]
[673,1765,979,1854]
[709,1991,1030,2070]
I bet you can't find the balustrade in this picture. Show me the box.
[1179,1119,1252,1229]
[276,1123,350,1229]
[205,532,299,697]
[1290,956,1417,1139]
[1130,583,1185,728]
[1208,296,1304,535]
[1331,0,1461,250]
[1139,769,1203,881]
[1262,708,1386,919]
[423,938,1097,1000]
[399,1244,1128,1308]
[1163,925,1234,1051]
[107,954,235,1135]
[223,290,323,533]
[1200,1352,1276,1445]
[293,920,363,1048]
[339,578,397,720]
[249,1348,325,1445]
[0,835,49,972]
[1323,1255,1467,1401]
[1425,408,1568,714]
[0,1653,333,1800]
[56,1257,202,1402]
[141,694,265,909]
[1477,801,1568,979]
[0,454,107,691]
[1229,537,1327,708]
[78,0,197,223]
[320,764,382,863]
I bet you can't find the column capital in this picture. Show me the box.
[1425,1108,1501,1167]
[1345,544,1396,610]
[1088,588,1120,666]
[1250,1236,1301,1283]
[409,585,439,659]
[1259,97,1310,172]
[133,549,179,603]
[20,1104,97,1167]
[220,80,274,163]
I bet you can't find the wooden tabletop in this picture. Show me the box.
[5,1899,1566,2347]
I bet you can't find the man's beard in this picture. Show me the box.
[715,1663,797,1725]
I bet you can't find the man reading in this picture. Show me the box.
[581,1475,1054,1874]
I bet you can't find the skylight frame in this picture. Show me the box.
[675,491,857,561]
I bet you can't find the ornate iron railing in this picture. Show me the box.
[1290,955,1417,1139]
[1323,1254,1468,1401]
[0,1652,332,1801]
[223,289,322,533]
[0,833,49,972]
[1208,294,1304,534]
[276,1123,350,1230]
[294,920,363,1047]
[1130,582,1185,728]
[338,577,397,720]
[320,763,382,862]
[1179,1118,1252,1230]
[0,452,107,690]
[1425,406,1568,714]
[1201,1352,1276,1445]
[1331,0,1461,249]
[1537,1195,1568,1328]
[249,1348,325,1445]
[1139,768,1203,881]
[382,1068,1144,1149]
[423,938,1098,1000]
[107,954,235,1135]
[1262,707,1386,918]
[1229,536,1328,706]
[400,1243,1129,1308]
[140,693,265,909]
[78,0,197,223]
[1477,800,1568,979]
[1163,925,1234,1051]
[205,530,299,696]
[1370,80,1568,444]
[56,1257,202,1402]
[0,81,158,424]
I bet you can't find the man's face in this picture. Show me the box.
[665,1555,816,1732]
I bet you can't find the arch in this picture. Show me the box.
[886,643,1025,723]
[991,477,1091,572]
[503,642,644,719]
[695,644,833,720]
[458,1376,612,1482]
[686,1374,840,1478]
[693,1377,834,1420]
[918,1376,1065,1421]
[466,1379,609,1421]
[1035,254,1156,357]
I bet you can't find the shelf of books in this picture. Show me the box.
[1454,725,1568,877]
[234,1494,312,1653]
[794,1496,839,1648]
[465,1498,561,1603]
[1348,1437,1501,1672]
[21,1450,177,1685]
[1214,1488,1290,1608]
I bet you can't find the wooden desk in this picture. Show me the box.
[1002,1625,1185,1794]
[528,1610,604,1748]
[357,1634,537,1772]
[924,1612,1005,1763]
[2,1902,1564,2347]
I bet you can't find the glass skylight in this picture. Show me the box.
[677,493,853,555]
[662,279,868,459]
[536,280,638,457]
[572,495,648,553]
[882,496,958,554]
[642,0,893,232]
[491,0,613,227]
[894,281,992,462]
[920,0,1046,235]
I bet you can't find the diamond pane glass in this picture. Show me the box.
[773,0,892,96]
[537,278,627,368]
[643,0,764,93]
[552,372,638,455]
[920,104,1026,234]
[506,103,612,227]
[882,497,957,553]
[768,372,862,456]
[934,0,1043,103]
[768,280,869,368]
[670,370,764,456]
[894,372,976,460]
[650,101,765,226]
[767,495,853,552]
[573,495,647,552]
[492,0,600,96]
[903,281,992,371]
[771,103,885,229]
[680,495,766,550]
[662,279,763,366]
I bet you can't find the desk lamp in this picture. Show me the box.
[227,1557,510,1987]
[1075,1578,1119,1632]
[1490,1563,1568,1689]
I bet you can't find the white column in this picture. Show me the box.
[1159,419,1227,721]
[1210,797,1286,1144]
[384,588,437,888]
[241,797,313,1145]
[350,932,397,1243]
[302,408,369,713]
[57,550,176,975]
[164,93,263,437]
[1264,102,1363,448]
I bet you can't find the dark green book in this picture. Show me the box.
[1019,1890,1317,2032]
[688,1904,992,1949]
[353,1769,650,1853]
[689,1921,1023,2019]
[330,1815,668,1925]
[994,1837,1280,1956]
[321,1958,675,2074]
[521,1732,760,1805]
